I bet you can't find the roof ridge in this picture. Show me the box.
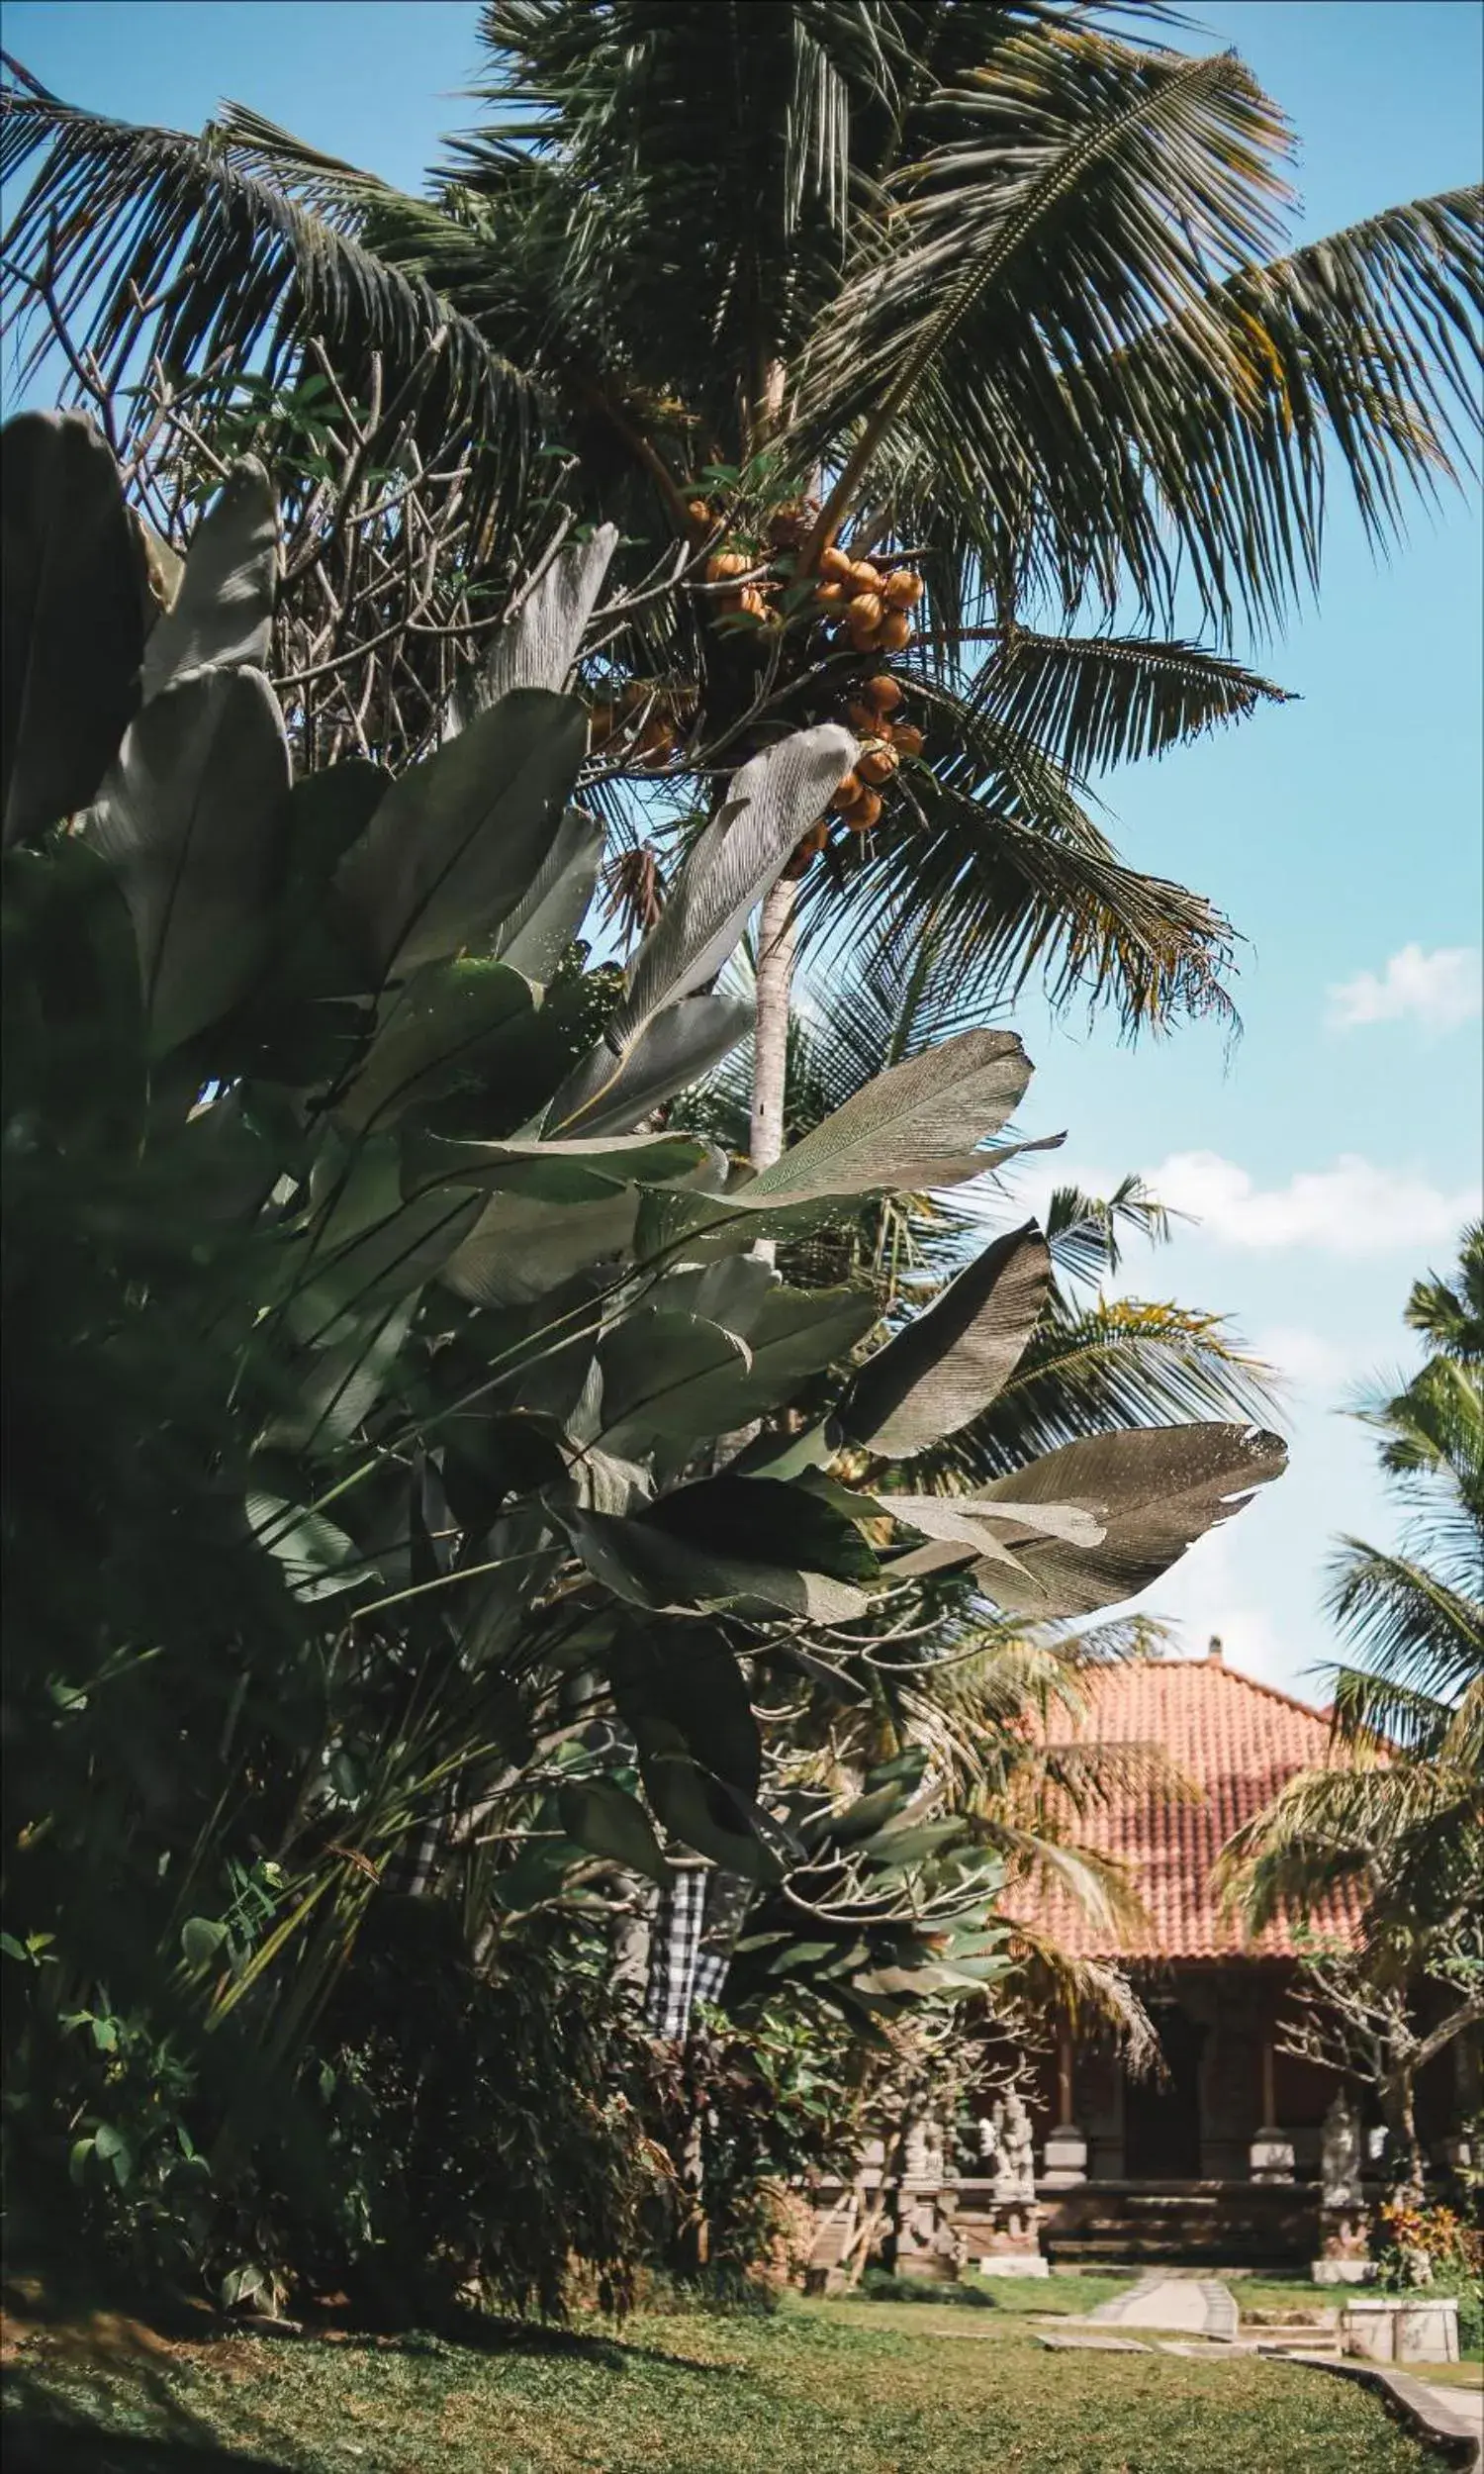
[1120,1658,1334,1725]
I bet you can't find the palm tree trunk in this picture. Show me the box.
[748,873,797,1272]
[750,875,797,1172]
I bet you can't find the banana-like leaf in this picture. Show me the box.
[332,687,588,982]
[441,1185,641,1306]
[244,1491,369,1602]
[725,1285,881,1419]
[563,1504,870,1622]
[644,1475,879,1586]
[281,1133,483,1344]
[545,993,752,1140]
[557,1777,666,1882]
[883,1491,1104,1581]
[140,456,277,700]
[597,1310,751,1448]
[259,1296,417,1454]
[639,1753,785,1886]
[547,724,854,1133]
[833,1223,1051,1456]
[470,523,620,711]
[614,1621,761,1799]
[492,805,605,981]
[970,1422,1288,1615]
[405,1126,714,1203]
[85,665,290,1051]
[2,410,144,848]
[737,1028,1034,1209]
[655,1263,876,1408]
[333,958,537,1133]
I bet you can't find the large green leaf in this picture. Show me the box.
[597,1309,751,1448]
[613,1621,761,1799]
[563,1503,871,1622]
[259,1296,417,1455]
[833,1223,1050,1457]
[556,1776,666,1882]
[545,993,752,1140]
[970,1421,1288,1615]
[333,958,538,1132]
[441,1185,641,1306]
[84,665,290,1052]
[736,1028,1035,1210]
[139,456,277,700]
[405,1126,714,1204]
[281,1133,483,1343]
[2,410,144,849]
[492,805,605,981]
[244,1492,371,1602]
[639,1753,785,1886]
[331,687,588,982]
[546,724,853,1133]
[469,524,619,711]
[644,1475,879,1586]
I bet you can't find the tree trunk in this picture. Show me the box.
[751,865,796,1129]
[748,873,797,1269]
[1382,2068,1426,2206]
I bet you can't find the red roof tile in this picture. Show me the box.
[1001,1652,1365,1960]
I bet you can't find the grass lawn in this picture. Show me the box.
[2,2288,1441,2474]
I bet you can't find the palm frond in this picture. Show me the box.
[1043,1174,1175,1288]
[0,71,535,540]
[903,1293,1278,1486]
[974,629,1292,779]
[1324,1535,1484,1708]
[817,676,1238,1029]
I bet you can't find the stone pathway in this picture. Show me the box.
[1089,2275,1239,2341]
[1038,2331,1150,2353]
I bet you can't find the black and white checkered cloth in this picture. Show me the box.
[381,1781,455,1898]
[644,1863,709,2039]
[643,1865,753,2040]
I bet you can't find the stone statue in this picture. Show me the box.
[993,2090,1037,2203]
[1321,2088,1363,2210]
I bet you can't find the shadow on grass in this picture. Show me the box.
[4,2368,298,2473]
[332,2299,750,2380]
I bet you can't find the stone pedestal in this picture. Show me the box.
[974,2199,1047,2276]
[1042,2125,1089,2188]
[892,2181,965,2281]
[1343,2296,1460,2365]
[1249,2127,1295,2184]
[1312,2200,1372,2286]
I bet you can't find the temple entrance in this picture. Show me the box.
[1125,2004,1206,2179]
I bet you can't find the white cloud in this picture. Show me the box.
[1327,943,1482,1035]
[1249,1324,1357,1398]
[993,1148,1477,1260]
[1139,1151,1479,1257]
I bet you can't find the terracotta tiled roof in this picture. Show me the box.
[1001,1651,1365,1960]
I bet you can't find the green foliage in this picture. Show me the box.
[1,413,1287,2312]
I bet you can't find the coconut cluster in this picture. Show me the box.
[589,500,927,869]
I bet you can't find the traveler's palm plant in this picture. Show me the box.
[2,419,1288,2115]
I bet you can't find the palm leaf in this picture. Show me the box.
[0,70,535,544]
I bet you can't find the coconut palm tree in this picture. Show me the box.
[1222,1225,1483,1966]
[5,3,1479,1159]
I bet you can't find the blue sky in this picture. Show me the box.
[7,1,1481,1700]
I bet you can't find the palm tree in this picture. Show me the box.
[1224,1224,1482,1949]
[5,3,1479,1158]
[1220,1226,1484,2183]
